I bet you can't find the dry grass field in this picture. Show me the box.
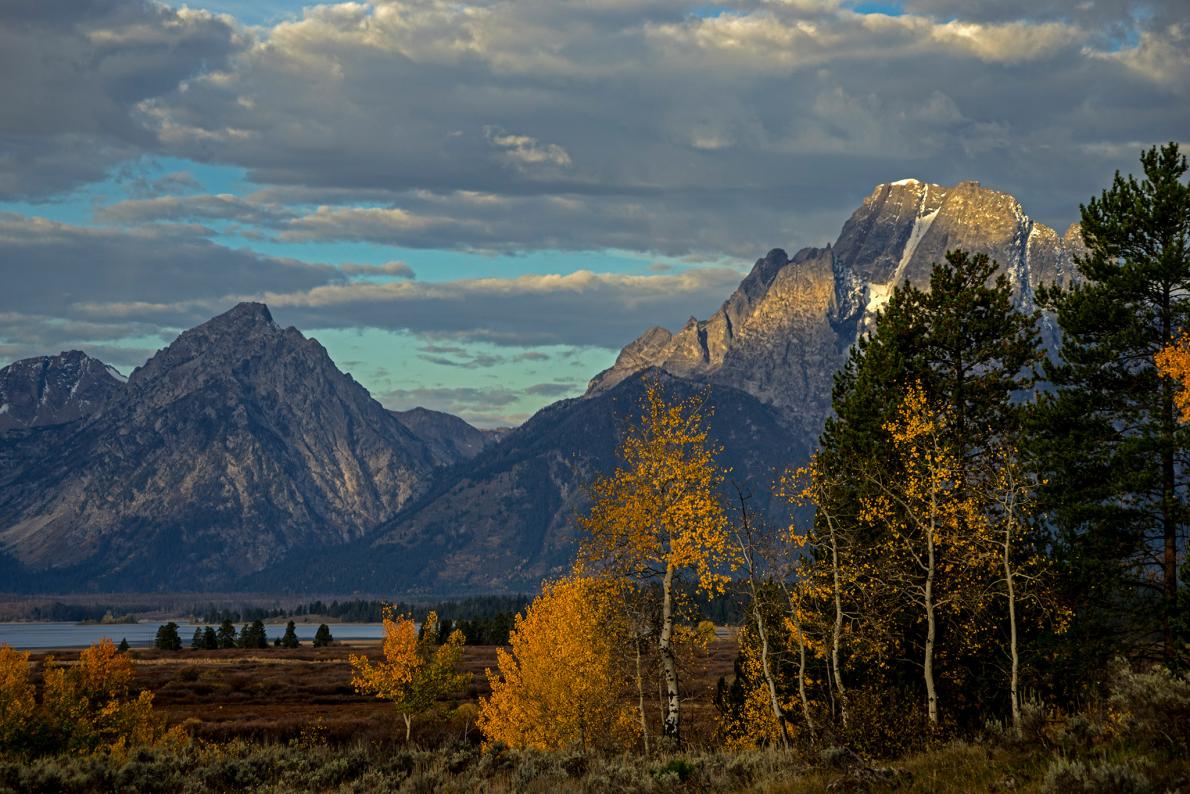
[24,637,739,748]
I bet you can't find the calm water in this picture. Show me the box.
[0,621,386,649]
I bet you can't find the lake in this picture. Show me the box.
[0,621,387,649]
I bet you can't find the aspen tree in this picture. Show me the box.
[728,483,789,748]
[579,380,733,746]
[479,576,637,751]
[349,610,467,742]
[859,384,981,727]
[780,458,852,728]
[1157,331,1190,422]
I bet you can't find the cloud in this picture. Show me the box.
[338,261,416,279]
[257,267,749,347]
[0,0,243,198]
[0,213,746,360]
[485,127,573,170]
[127,0,1185,252]
[10,0,1185,255]
[96,193,290,225]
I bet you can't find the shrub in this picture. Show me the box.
[840,686,929,758]
[1106,659,1190,756]
[1041,756,1153,794]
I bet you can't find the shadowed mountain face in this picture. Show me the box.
[248,370,807,594]
[390,407,497,467]
[0,351,126,432]
[0,303,440,590]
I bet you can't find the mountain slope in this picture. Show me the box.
[0,351,126,432]
[0,303,438,590]
[252,370,807,594]
[390,407,495,466]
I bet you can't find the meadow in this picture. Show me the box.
[2,635,1187,793]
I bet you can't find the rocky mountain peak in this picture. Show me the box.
[0,351,126,432]
[128,302,291,392]
[0,304,440,588]
[590,177,1083,438]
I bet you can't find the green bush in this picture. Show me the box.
[1041,756,1153,794]
[1107,660,1190,756]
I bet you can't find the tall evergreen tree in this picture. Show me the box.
[154,622,182,651]
[238,619,268,649]
[281,621,300,649]
[1033,142,1190,666]
[217,619,237,649]
[313,624,334,648]
[202,626,218,650]
[812,249,1043,728]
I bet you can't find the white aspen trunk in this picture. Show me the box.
[660,562,681,743]
[794,609,816,741]
[635,635,650,754]
[827,512,848,728]
[1005,531,1020,736]
[924,500,939,727]
[753,595,788,748]
[403,713,412,743]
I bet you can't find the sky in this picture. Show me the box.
[0,0,1186,426]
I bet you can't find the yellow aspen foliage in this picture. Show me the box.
[859,383,985,726]
[1156,331,1190,421]
[578,380,734,743]
[479,576,639,751]
[0,644,35,746]
[349,609,468,742]
[719,621,799,749]
[578,381,732,594]
[40,638,184,756]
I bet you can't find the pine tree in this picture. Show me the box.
[202,626,218,650]
[1033,142,1190,666]
[153,622,182,651]
[190,627,203,650]
[313,624,334,647]
[217,620,237,649]
[809,248,1043,729]
[281,621,300,649]
[117,638,130,653]
[238,619,268,649]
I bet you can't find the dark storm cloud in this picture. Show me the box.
[0,0,243,198]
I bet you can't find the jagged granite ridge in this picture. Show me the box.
[0,351,126,432]
[0,302,439,590]
[589,179,1084,442]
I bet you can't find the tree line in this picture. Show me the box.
[150,620,335,651]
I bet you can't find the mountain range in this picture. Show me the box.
[0,179,1084,594]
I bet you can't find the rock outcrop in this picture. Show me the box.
[391,407,495,466]
[588,179,1082,442]
[250,369,807,593]
[0,351,126,432]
